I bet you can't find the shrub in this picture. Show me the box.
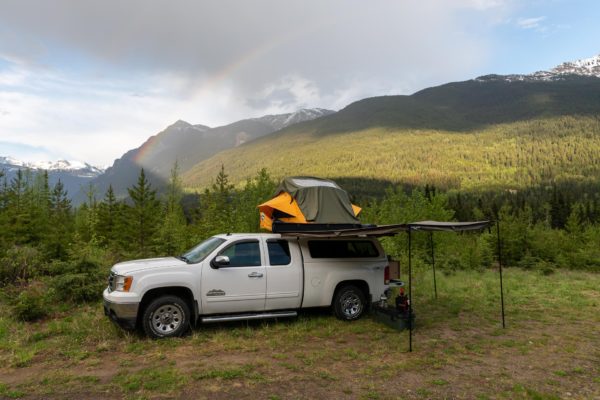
[49,259,107,303]
[0,246,44,286]
[12,282,50,321]
[438,255,464,273]
[518,253,541,270]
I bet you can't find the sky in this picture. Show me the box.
[0,0,599,167]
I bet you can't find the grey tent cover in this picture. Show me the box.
[275,177,359,224]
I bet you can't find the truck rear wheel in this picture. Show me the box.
[333,285,366,321]
[142,295,190,339]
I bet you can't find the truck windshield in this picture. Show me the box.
[179,237,226,264]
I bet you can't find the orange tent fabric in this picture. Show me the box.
[258,192,307,231]
[257,177,362,231]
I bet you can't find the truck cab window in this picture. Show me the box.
[220,241,261,267]
[267,240,291,265]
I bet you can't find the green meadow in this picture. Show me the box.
[0,269,598,399]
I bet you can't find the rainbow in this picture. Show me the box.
[133,134,162,165]
[191,15,331,101]
[132,17,331,167]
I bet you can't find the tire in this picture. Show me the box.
[333,285,366,321]
[142,295,190,339]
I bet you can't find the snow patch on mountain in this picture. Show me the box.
[550,54,600,76]
[475,54,600,83]
[0,156,104,177]
[252,108,335,130]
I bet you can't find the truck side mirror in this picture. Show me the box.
[210,255,230,269]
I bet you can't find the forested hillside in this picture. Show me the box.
[183,73,600,190]
[184,116,600,190]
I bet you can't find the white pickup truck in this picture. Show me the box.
[103,233,390,338]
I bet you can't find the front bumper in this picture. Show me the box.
[103,296,139,331]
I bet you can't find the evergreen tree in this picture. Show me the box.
[97,185,118,248]
[550,185,570,229]
[29,171,52,244]
[233,168,276,232]
[47,179,72,259]
[0,171,7,251]
[6,170,31,244]
[156,162,187,255]
[195,164,235,237]
[127,169,161,257]
[75,184,99,244]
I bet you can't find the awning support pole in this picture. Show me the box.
[408,227,413,352]
[429,231,437,300]
[496,220,506,328]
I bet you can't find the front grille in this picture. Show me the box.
[108,271,116,292]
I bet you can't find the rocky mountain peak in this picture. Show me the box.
[475,54,600,83]
[548,54,600,77]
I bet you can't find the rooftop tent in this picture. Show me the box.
[258,177,362,231]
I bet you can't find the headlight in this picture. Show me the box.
[114,275,133,292]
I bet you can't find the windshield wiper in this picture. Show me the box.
[176,255,190,263]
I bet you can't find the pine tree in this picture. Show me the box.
[30,171,52,244]
[97,185,118,248]
[195,164,235,237]
[47,179,72,259]
[0,171,7,251]
[127,169,160,257]
[233,168,275,232]
[156,162,187,255]
[75,183,99,244]
[6,169,31,244]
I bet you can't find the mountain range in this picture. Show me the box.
[72,108,334,202]
[182,54,600,191]
[3,54,600,202]
[0,156,104,196]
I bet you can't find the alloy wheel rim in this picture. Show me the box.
[341,292,362,317]
[150,304,183,335]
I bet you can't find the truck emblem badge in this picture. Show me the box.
[207,289,226,297]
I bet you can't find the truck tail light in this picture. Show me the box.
[384,265,390,284]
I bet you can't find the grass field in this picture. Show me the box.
[0,269,598,399]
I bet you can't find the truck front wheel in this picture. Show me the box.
[333,285,366,321]
[142,295,190,339]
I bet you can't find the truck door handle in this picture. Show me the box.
[248,272,263,278]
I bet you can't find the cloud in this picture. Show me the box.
[0,0,513,165]
[0,141,64,163]
[458,0,509,10]
[517,16,547,30]
[246,75,321,112]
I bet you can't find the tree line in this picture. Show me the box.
[0,164,598,321]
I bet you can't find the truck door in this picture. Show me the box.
[265,239,303,310]
[201,239,266,314]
